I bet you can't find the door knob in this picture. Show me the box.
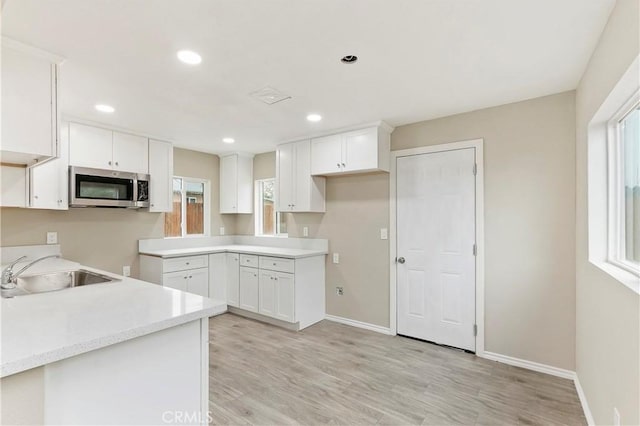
[397,257,406,264]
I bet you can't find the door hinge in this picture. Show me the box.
[473,163,477,175]
[473,324,478,336]
[472,244,477,256]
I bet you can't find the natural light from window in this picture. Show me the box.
[255,179,286,237]
[165,177,209,237]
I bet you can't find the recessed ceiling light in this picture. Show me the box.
[95,104,115,113]
[341,55,358,64]
[306,114,322,122]
[177,50,202,65]
[222,137,235,144]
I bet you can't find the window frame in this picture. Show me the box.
[606,93,640,277]
[254,178,287,237]
[166,176,211,238]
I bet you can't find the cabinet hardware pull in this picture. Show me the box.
[115,162,119,166]
[186,262,189,265]
[189,275,192,279]
[108,161,112,166]
[337,163,340,168]
[273,263,276,266]
[34,195,38,199]
[342,163,345,168]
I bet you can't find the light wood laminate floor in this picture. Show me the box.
[209,314,585,425]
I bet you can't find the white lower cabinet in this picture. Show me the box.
[239,266,259,313]
[139,255,209,297]
[233,253,324,329]
[225,253,240,307]
[258,270,277,317]
[259,270,295,322]
[141,251,325,330]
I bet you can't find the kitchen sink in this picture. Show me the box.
[1,269,119,298]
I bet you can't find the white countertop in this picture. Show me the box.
[139,244,328,259]
[1,263,226,378]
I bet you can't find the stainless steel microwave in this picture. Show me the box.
[69,166,150,208]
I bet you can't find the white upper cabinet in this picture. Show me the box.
[310,123,393,176]
[112,132,149,174]
[69,123,149,174]
[148,139,173,212]
[310,134,343,175]
[276,140,325,212]
[220,153,253,214]
[29,122,70,210]
[1,39,61,165]
[69,123,112,170]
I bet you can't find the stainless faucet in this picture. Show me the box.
[1,255,61,289]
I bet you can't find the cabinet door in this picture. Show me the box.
[292,140,311,211]
[30,122,69,210]
[239,266,259,313]
[258,270,276,317]
[148,139,173,212]
[208,253,226,302]
[219,155,238,213]
[311,134,342,175]
[0,166,27,207]
[226,253,240,307]
[163,271,188,292]
[186,268,209,297]
[1,45,56,161]
[276,143,294,212]
[113,132,149,174]
[342,128,378,172]
[69,123,113,169]
[236,154,253,213]
[275,272,295,322]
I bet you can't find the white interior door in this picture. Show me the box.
[396,148,476,351]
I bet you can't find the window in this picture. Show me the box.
[255,179,287,236]
[587,57,639,294]
[608,99,640,274]
[165,177,210,237]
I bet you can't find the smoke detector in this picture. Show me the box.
[250,86,291,105]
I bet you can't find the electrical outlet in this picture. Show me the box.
[122,266,131,277]
[219,227,225,236]
[333,253,340,264]
[614,407,620,426]
[336,286,344,296]
[46,232,58,245]
[380,228,388,240]
[303,226,309,237]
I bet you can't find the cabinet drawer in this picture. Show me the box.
[259,256,294,273]
[163,255,208,273]
[240,254,259,268]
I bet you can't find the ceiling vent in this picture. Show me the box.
[250,86,291,105]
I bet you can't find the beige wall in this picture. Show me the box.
[173,148,235,237]
[575,0,640,424]
[0,148,231,277]
[236,151,276,235]
[286,91,577,370]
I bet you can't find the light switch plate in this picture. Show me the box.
[122,266,131,277]
[219,227,225,236]
[333,253,339,264]
[46,232,58,245]
[303,226,309,237]
[380,228,388,240]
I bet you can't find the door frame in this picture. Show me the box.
[389,138,485,355]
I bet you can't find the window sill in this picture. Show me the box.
[254,234,289,239]
[590,259,640,295]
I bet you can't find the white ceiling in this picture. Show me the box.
[2,0,614,155]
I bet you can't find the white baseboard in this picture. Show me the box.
[480,351,576,380]
[324,314,393,335]
[574,375,595,426]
